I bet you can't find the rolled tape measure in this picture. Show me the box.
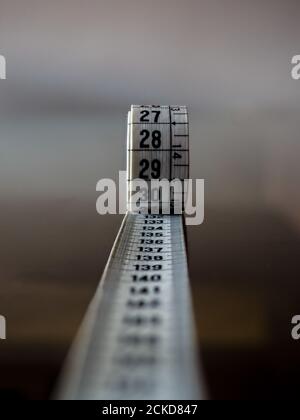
[127,105,189,213]
[57,106,204,400]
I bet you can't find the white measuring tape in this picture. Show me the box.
[128,105,189,213]
[58,106,204,400]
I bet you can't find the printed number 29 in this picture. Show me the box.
[140,159,161,180]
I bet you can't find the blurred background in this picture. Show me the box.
[0,0,300,399]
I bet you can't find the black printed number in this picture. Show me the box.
[140,130,162,149]
[140,110,161,123]
[139,159,161,180]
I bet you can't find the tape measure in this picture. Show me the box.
[127,105,189,213]
[57,106,204,400]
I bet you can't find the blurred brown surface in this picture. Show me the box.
[189,208,300,399]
